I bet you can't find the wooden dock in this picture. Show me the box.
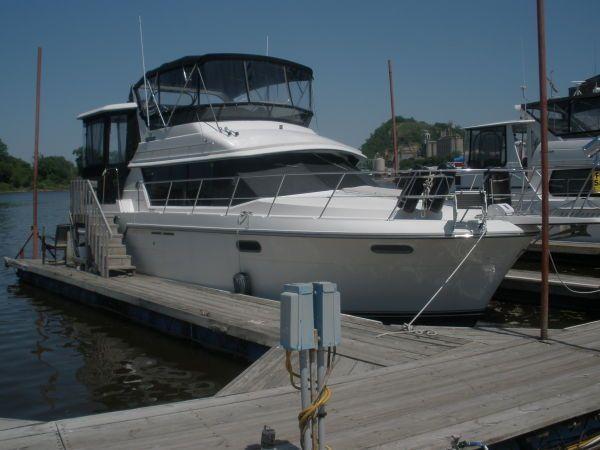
[527,239,600,256]
[2,258,600,449]
[499,269,600,309]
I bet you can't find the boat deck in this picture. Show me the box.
[2,258,600,449]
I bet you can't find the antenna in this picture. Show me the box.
[547,70,558,98]
[266,35,269,56]
[520,37,527,118]
[594,39,597,74]
[138,16,150,127]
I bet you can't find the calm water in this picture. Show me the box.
[0,191,598,421]
[0,191,247,421]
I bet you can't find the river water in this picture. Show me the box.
[0,191,247,421]
[0,191,597,421]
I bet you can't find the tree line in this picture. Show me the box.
[0,138,77,192]
[360,116,463,169]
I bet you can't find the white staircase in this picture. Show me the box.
[71,179,135,277]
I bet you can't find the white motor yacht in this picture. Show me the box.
[72,54,536,323]
[461,74,600,246]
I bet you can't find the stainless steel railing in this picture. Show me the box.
[132,166,599,220]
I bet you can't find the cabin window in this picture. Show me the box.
[246,61,290,105]
[549,168,598,197]
[287,66,312,110]
[142,152,374,207]
[108,115,128,165]
[467,126,506,169]
[201,60,248,103]
[527,96,600,137]
[571,97,600,134]
[84,120,105,167]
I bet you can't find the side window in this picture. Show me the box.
[108,115,128,165]
[84,120,104,167]
[550,169,596,197]
[571,97,600,134]
[468,126,506,169]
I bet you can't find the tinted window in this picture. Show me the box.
[142,152,373,207]
[550,168,598,197]
[108,115,128,165]
[84,120,104,167]
[468,126,506,168]
[571,97,600,134]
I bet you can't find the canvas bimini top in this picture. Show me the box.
[131,53,314,130]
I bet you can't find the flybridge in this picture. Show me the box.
[523,73,600,139]
[130,53,314,130]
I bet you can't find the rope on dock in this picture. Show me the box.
[549,252,600,295]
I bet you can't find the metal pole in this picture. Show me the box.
[316,347,326,450]
[388,60,398,175]
[32,47,42,259]
[299,350,311,449]
[536,0,550,340]
[309,349,317,449]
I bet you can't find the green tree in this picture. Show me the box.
[38,155,76,185]
[0,137,77,192]
[360,116,463,160]
[0,138,8,159]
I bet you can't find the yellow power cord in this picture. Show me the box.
[285,350,334,450]
[298,385,332,431]
[566,432,600,450]
[285,350,301,390]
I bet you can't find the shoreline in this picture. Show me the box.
[0,188,69,194]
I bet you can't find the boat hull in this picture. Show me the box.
[119,218,531,321]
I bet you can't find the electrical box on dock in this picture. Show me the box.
[280,283,315,351]
[313,282,341,348]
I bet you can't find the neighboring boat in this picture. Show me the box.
[461,74,600,245]
[73,53,536,323]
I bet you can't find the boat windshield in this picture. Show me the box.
[133,55,313,130]
[526,95,600,138]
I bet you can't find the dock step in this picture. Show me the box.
[106,254,132,266]
[105,244,127,256]
[108,264,136,275]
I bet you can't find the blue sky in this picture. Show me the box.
[1,0,599,161]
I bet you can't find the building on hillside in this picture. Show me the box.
[423,128,463,159]
[399,144,419,160]
[437,135,463,159]
[425,140,437,158]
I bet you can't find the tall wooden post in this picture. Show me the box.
[32,47,42,259]
[388,60,398,174]
[536,0,550,340]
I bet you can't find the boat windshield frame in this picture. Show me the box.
[131,54,314,130]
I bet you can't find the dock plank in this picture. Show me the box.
[4,258,600,449]
[501,268,600,301]
[5,325,599,450]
